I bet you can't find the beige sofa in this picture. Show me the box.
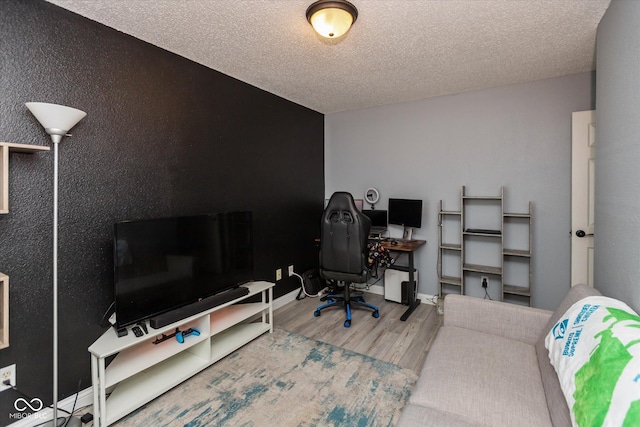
[397,284,600,427]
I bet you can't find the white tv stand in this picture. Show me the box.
[88,281,274,427]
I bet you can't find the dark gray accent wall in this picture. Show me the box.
[0,1,323,422]
[595,0,640,313]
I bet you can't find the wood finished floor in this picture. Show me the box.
[273,291,443,374]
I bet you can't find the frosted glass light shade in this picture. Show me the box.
[306,0,358,38]
[25,102,86,137]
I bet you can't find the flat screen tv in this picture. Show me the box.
[113,212,253,328]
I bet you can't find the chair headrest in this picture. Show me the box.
[324,192,359,216]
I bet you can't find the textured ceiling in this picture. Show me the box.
[46,0,610,113]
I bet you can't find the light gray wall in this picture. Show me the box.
[325,72,594,310]
[595,0,640,313]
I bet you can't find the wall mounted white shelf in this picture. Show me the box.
[0,142,50,214]
[89,281,274,427]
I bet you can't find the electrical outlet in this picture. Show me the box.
[481,276,489,288]
[275,269,282,281]
[0,364,16,392]
[288,265,294,276]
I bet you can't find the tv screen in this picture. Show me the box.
[388,198,423,228]
[113,212,253,328]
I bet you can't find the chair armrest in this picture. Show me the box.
[443,294,553,345]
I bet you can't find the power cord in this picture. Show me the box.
[99,301,115,328]
[61,379,82,427]
[370,275,384,287]
[291,272,323,298]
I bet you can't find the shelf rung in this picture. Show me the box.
[463,264,502,275]
[440,210,461,215]
[439,276,462,286]
[463,196,501,200]
[464,232,502,237]
[440,243,461,251]
[504,213,530,218]
[503,249,531,257]
[503,285,531,297]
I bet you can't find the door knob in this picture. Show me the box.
[575,230,593,238]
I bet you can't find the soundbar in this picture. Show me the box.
[149,286,250,329]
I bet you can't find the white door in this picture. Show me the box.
[571,110,596,287]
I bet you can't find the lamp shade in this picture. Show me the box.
[25,102,86,136]
[306,0,358,38]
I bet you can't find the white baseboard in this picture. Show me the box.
[276,284,438,311]
[418,291,439,306]
[289,281,438,307]
[356,283,438,306]
[273,288,300,310]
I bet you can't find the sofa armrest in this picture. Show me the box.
[444,294,552,345]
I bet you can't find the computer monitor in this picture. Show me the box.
[362,210,388,229]
[388,198,423,239]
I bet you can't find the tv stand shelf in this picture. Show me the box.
[89,281,274,427]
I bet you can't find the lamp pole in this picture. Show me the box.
[52,138,59,426]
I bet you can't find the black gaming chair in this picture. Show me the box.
[314,192,380,327]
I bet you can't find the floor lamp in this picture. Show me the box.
[25,102,86,427]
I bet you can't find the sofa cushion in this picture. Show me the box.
[410,325,552,427]
[545,296,640,427]
[397,404,484,427]
[535,284,601,427]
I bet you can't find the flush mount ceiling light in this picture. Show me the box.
[306,0,358,39]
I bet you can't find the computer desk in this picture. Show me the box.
[379,239,426,321]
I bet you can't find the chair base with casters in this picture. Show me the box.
[314,282,380,328]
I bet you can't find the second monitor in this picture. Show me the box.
[362,209,388,237]
[388,198,423,240]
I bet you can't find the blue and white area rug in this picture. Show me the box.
[114,328,417,426]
